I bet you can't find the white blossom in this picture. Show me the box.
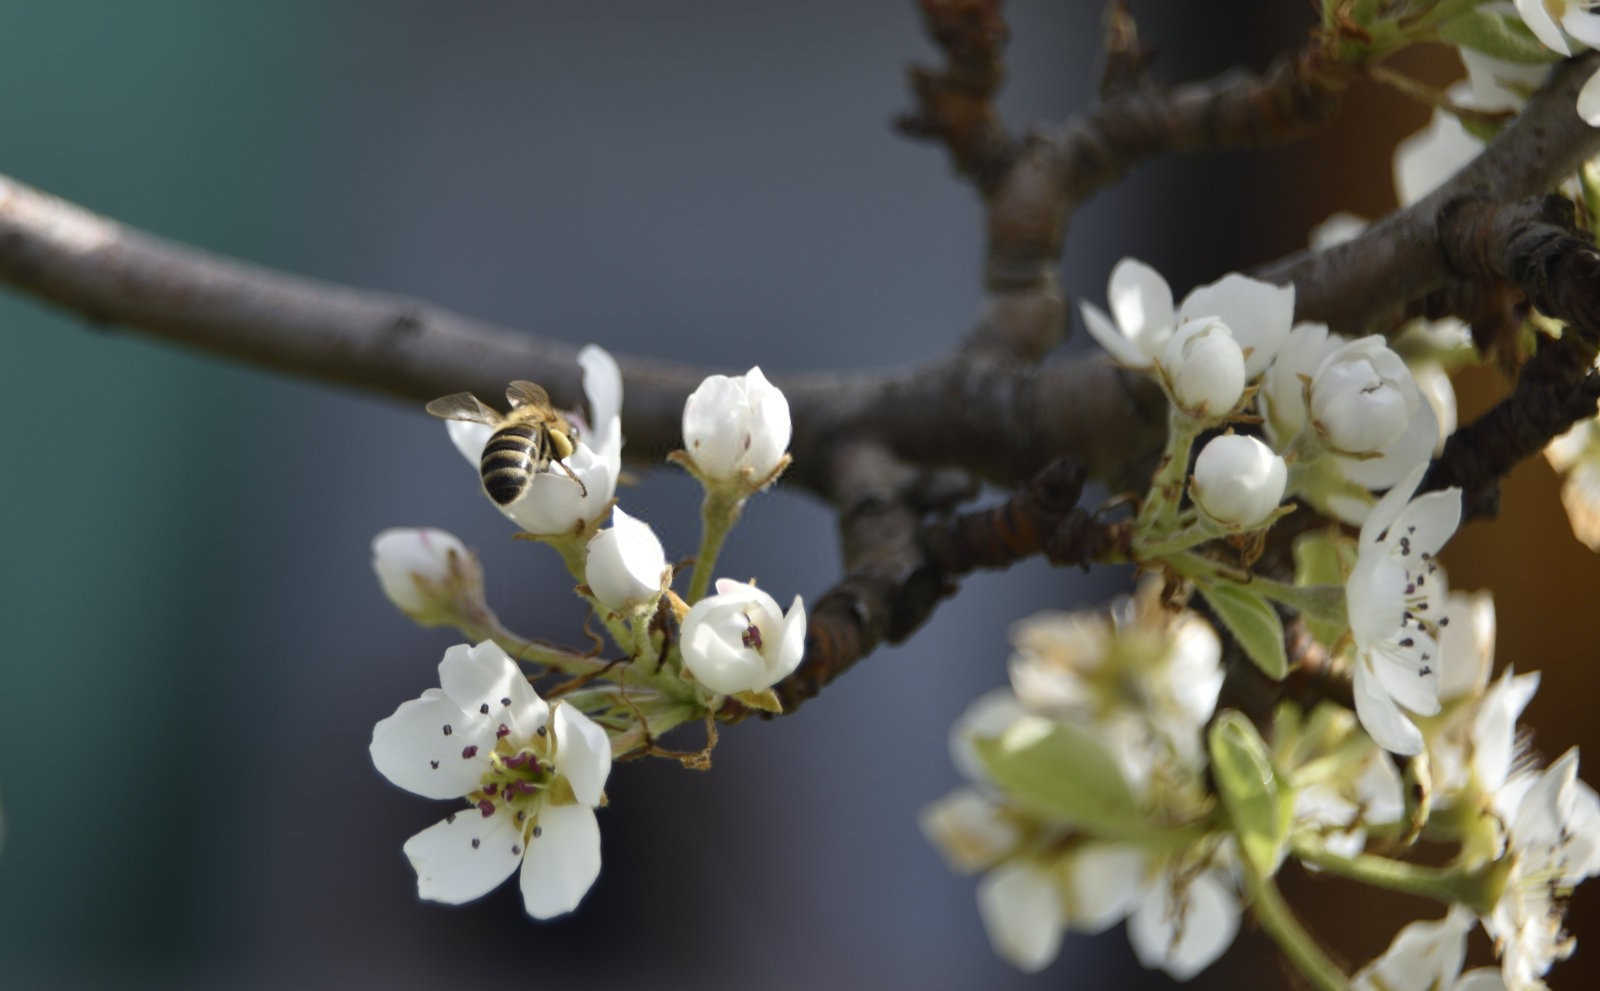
[1006,586,1222,785]
[445,345,623,535]
[1125,857,1242,982]
[976,861,1064,973]
[1353,905,1505,991]
[949,688,1028,785]
[583,506,668,612]
[919,789,1019,874]
[1485,749,1600,988]
[1080,257,1177,369]
[1346,464,1462,755]
[1190,434,1287,531]
[1159,317,1246,417]
[1412,361,1458,457]
[679,578,805,695]
[1176,272,1295,378]
[680,366,791,484]
[1261,321,1340,442]
[372,527,480,624]
[1293,745,1405,859]
[369,641,613,919]
[1309,337,1439,489]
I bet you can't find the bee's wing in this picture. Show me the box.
[424,392,501,424]
[506,380,551,410]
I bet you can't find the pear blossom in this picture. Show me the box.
[1484,749,1600,988]
[679,578,805,695]
[1353,905,1505,991]
[1080,257,1177,369]
[919,788,1019,874]
[370,641,613,919]
[1005,588,1223,783]
[372,527,482,625]
[680,366,791,484]
[1189,434,1287,531]
[1159,317,1246,417]
[1309,336,1439,488]
[1346,464,1463,754]
[1261,321,1340,442]
[445,345,623,535]
[583,507,668,612]
[1082,261,1292,378]
[1176,272,1295,378]
[1292,745,1405,860]
[1124,854,1242,981]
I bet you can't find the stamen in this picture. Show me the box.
[462,745,479,759]
[478,800,495,818]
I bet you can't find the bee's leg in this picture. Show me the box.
[555,458,589,498]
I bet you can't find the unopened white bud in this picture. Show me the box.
[372,528,483,624]
[680,578,805,695]
[584,507,669,612]
[1309,337,1418,455]
[1159,318,1246,418]
[1190,435,1287,530]
[681,367,792,484]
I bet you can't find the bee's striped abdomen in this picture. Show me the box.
[479,424,547,505]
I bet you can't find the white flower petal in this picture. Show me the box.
[777,595,807,682]
[577,344,623,438]
[519,803,602,919]
[1178,274,1295,378]
[1108,257,1175,344]
[1439,591,1495,701]
[403,806,523,905]
[742,366,793,479]
[447,419,494,465]
[976,861,1064,973]
[1563,8,1600,48]
[1081,300,1155,368]
[372,528,470,615]
[502,439,618,535]
[371,692,496,800]
[1394,110,1483,207]
[1128,868,1240,981]
[585,507,668,611]
[1355,662,1424,755]
[918,789,1019,874]
[1360,462,1429,552]
[1352,905,1474,991]
[439,641,524,718]
[1064,844,1148,933]
[1516,0,1571,54]
[950,689,1026,784]
[1459,48,1549,113]
[1580,66,1600,126]
[1262,322,1335,441]
[1337,396,1439,490]
[680,367,791,481]
[1372,645,1442,717]
[1389,488,1463,558]
[552,702,612,808]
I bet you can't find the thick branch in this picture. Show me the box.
[774,456,1109,713]
[1258,54,1600,333]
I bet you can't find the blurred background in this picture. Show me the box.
[0,1,1592,987]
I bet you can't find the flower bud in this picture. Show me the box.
[1309,337,1418,455]
[680,578,805,695]
[1159,318,1246,418]
[1190,435,1287,530]
[372,528,483,624]
[584,507,669,612]
[681,367,792,484]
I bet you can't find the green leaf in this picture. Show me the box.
[973,717,1142,838]
[1198,581,1288,680]
[1292,532,1355,648]
[1209,711,1292,875]
[1437,10,1562,64]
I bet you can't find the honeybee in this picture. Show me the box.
[426,381,587,504]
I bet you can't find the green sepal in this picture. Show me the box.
[1437,9,1562,64]
[1198,581,1288,680]
[1209,710,1293,876]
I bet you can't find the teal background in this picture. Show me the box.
[0,3,1349,987]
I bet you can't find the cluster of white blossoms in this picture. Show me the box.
[923,584,1240,979]
[923,225,1600,983]
[370,348,804,918]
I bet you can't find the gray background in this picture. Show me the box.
[0,2,1390,987]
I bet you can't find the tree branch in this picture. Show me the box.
[774,456,1109,713]
[1257,54,1600,334]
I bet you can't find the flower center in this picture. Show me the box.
[467,726,563,843]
